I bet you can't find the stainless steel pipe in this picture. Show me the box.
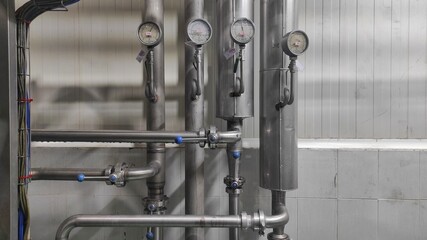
[30,168,107,181]
[30,163,160,182]
[185,0,205,240]
[144,1,165,239]
[31,129,240,144]
[55,208,289,240]
[216,0,254,119]
[31,130,199,143]
[259,0,298,191]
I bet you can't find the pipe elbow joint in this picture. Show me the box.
[265,206,289,228]
[55,215,81,240]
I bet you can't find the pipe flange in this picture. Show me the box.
[240,212,250,230]
[198,128,207,148]
[104,165,114,185]
[224,176,246,189]
[207,126,218,149]
[143,196,169,213]
[257,210,266,235]
[109,162,128,187]
[267,232,290,240]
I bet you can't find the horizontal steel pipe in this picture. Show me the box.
[31,163,160,182]
[31,130,241,144]
[31,130,201,143]
[56,208,289,240]
[31,168,107,181]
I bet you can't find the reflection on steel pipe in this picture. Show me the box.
[55,208,289,240]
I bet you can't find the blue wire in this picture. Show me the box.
[18,207,24,240]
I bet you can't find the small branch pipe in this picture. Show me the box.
[30,168,107,181]
[31,129,240,144]
[30,163,160,182]
[55,209,289,240]
[31,130,199,143]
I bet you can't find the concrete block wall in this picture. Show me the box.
[29,146,427,240]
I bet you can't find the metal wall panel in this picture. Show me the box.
[20,0,427,139]
[0,0,18,239]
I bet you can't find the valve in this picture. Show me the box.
[109,174,117,183]
[174,136,183,144]
[77,173,85,183]
[146,230,154,240]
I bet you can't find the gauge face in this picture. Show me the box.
[230,18,255,45]
[187,19,212,45]
[282,30,309,57]
[138,22,162,47]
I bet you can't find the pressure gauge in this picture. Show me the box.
[137,21,162,47]
[281,30,309,57]
[187,18,212,45]
[230,17,255,45]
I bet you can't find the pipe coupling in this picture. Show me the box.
[105,162,128,187]
[267,232,290,240]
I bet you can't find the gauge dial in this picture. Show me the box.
[187,18,212,45]
[281,30,309,57]
[138,22,162,47]
[230,18,255,45]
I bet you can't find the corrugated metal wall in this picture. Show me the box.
[299,0,427,138]
[16,0,427,139]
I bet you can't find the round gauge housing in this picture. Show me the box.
[230,17,255,45]
[281,30,309,57]
[187,18,212,45]
[137,21,162,47]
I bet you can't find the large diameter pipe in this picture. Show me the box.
[259,0,298,191]
[56,209,289,240]
[216,0,254,120]
[185,0,205,240]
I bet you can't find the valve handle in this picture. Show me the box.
[77,173,85,182]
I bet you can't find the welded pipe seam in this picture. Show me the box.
[55,207,289,240]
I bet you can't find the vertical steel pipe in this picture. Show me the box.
[216,0,254,120]
[226,119,243,240]
[185,1,205,240]
[143,1,165,240]
[259,0,298,191]
[217,1,254,240]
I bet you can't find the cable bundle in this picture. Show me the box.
[15,1,80,239]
